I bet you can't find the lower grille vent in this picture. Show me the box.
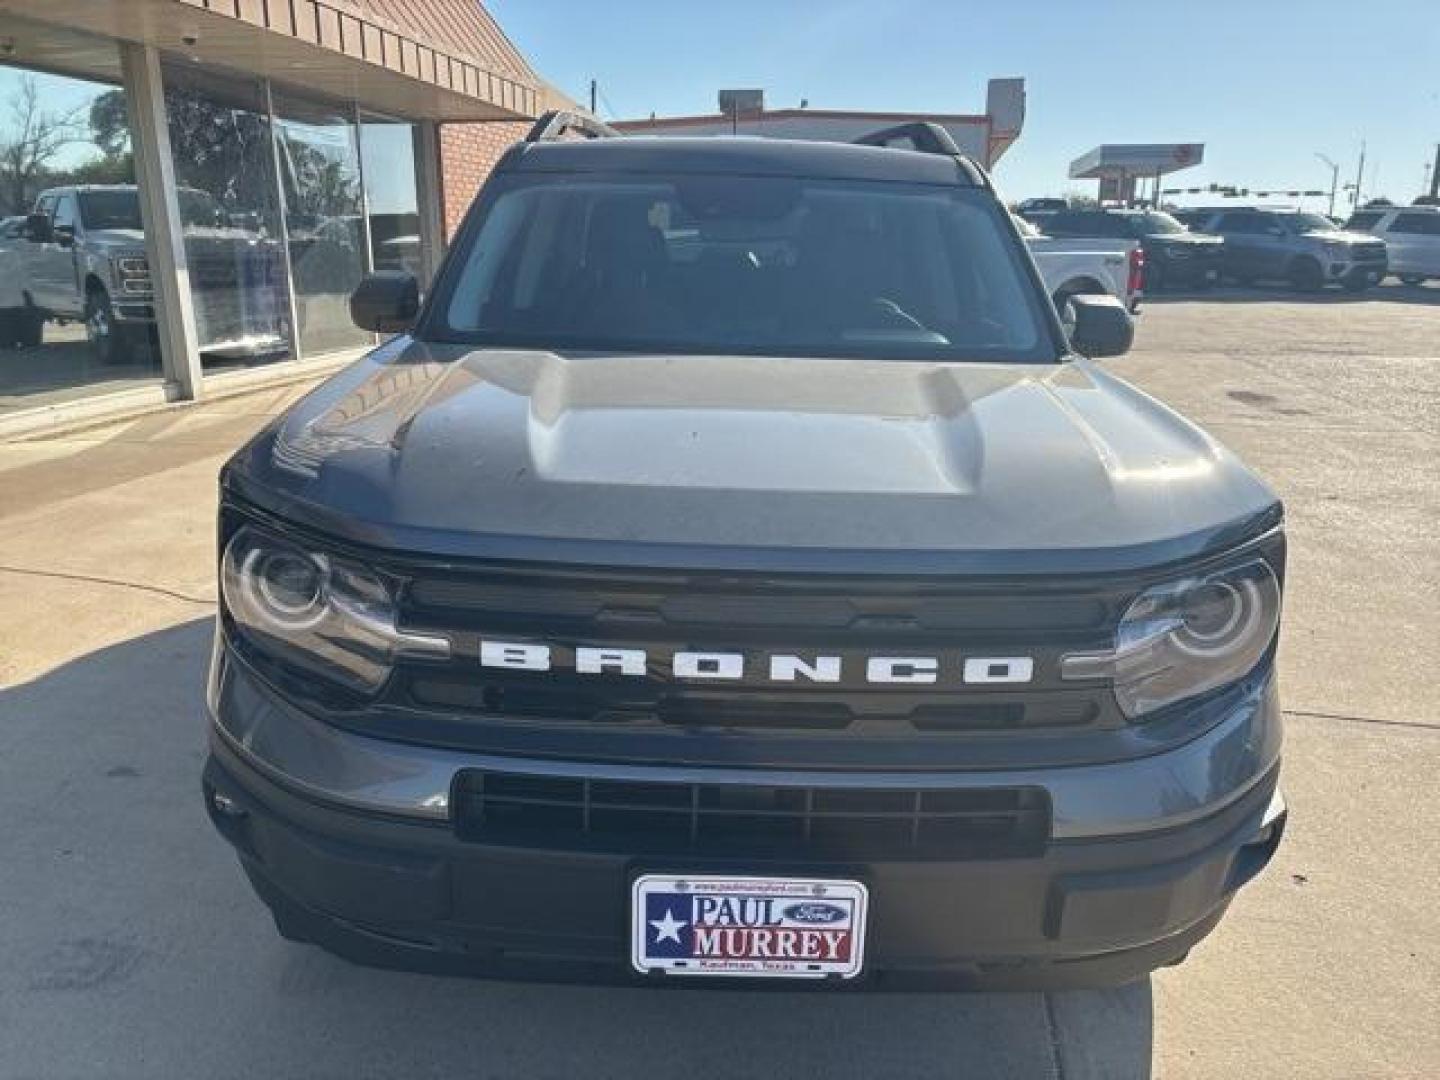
[453,769,1050,860]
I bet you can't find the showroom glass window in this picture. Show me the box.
[1,38,163,416]
[161,64,294,369]
[273,93,372,358]
[359,115,422,277]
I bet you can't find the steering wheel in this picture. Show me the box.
[870,297,926,330]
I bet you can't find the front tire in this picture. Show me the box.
[17,305,44,347]
[85,286,133,366]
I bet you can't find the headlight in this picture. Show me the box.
[1060,558,1281,719]
[1323,242,1349,258]
[220,526,448,694]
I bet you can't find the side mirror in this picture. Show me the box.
[53,223,75,247]
[350,271,420,333]
[1067,294,1134,358]
[25,212,51,243]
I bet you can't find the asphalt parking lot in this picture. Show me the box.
[0,283,1436,1079]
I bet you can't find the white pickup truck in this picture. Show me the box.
[1014,214,1142,325]
[2,185,288,364]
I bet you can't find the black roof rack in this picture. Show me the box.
[852,121,989,188]
[853,121,962,157]
[525,110,618,143]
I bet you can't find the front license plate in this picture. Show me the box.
[631,874,869,980]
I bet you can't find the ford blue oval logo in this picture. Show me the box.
[783,902,847,925]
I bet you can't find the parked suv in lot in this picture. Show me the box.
[1184,207,1387,291]
[1345,205,1440,285]
[1040,209,1224,291]
[204,116,1287,989]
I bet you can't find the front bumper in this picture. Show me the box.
[111,300,156,325]
[1151,250,1224,286]
[1330,258,1388,285]
[205,648,1285,989]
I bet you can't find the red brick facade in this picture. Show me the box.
[439,121,531,237]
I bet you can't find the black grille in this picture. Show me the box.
[453,769,1050,860]
[404,675,1102,734]
[391,562,1129,740]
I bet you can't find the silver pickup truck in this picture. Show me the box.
[3,185,288,364]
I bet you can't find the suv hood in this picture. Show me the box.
[81,227,146,249]
[84,226,271,249]
[225,341,1280,573]
[1149,232,1222,246]
[1301,229,1373,244]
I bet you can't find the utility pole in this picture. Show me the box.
[589,79,597,115]
[1316,153,1339,217]
[1352,140,1366,208]
[1429,143,1440,200]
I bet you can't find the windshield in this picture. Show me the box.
[435,173,1055,362]
[77,191,142,231]
[75,189,226,231]
[1285,212,1336,233]
[1134,212,1186,235]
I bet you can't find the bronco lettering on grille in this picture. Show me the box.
[477,641,1034,685]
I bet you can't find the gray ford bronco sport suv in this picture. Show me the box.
[205,115,1287,989]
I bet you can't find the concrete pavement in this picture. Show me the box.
[0,286,1435,1078]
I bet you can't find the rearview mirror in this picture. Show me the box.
[24,212,51,244]
[350,271,420,334]
[1067,295,1134,358]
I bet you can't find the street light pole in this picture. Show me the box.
[1352,140,1366,208]
[1315,153,1339,217]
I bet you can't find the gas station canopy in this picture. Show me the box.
[1069,144,1205,205]
[1069,143,1206,179]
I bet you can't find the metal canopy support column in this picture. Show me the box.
[119,43,203,400]
[352,103,379,347]
[353,102,377,277]
[265,80,304,365]
[415,120,446,286]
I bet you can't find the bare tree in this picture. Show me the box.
[0,76,86,215]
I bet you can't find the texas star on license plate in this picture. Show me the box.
[631,874,869,979]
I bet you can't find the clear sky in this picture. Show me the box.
[491,0,1440,211]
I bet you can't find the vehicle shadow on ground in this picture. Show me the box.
[1146,282,1438,305]
[0,619,1155,1079]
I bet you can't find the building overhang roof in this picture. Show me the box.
[0,0,556,120]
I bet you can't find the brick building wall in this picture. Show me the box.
[439,121,531,237]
